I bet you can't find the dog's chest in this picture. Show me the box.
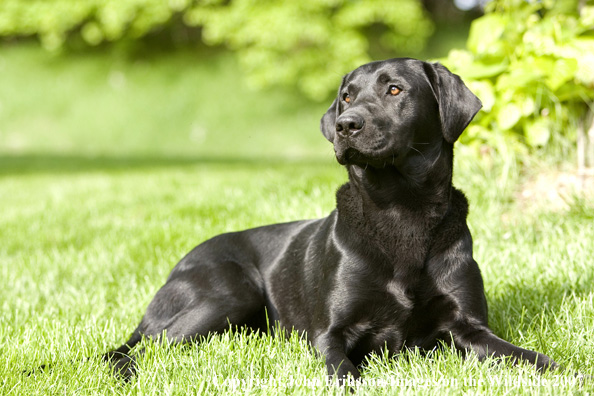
[355,209,439,269]
[342,273,449,356]
[336,183,444,267]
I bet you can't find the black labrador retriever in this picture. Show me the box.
[105,58,558,381]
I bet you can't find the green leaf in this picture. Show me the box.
[456,60,508,80]
[546,58,578,91]
[467,14,507,58]
[495,65,540,92]
[520,96,536,117]
[496,103,522,131]
[81,22,103,46]
[524,118,551,147]
[580,5,594,27]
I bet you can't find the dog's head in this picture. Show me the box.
[320,58,481,168]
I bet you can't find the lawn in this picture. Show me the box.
[1,44,593,395]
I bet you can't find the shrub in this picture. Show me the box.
[442,0,594,160]
[0,0,433,100]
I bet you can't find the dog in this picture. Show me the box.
[105,58,558,382]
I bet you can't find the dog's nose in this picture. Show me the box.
[336,114,365,137]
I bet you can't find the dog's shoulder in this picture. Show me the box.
[449,187,469,219]
[428,187,472,256]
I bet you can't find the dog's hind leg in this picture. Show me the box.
[103,329,143,379]
[107,259,265,378]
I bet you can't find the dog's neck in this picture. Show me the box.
[335,141,454,265]
[342,141,453,210]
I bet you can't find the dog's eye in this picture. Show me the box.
[342,93,351,104]
[389,85,401,96]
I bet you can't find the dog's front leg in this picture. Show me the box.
[312,333,360,386]
[324,348,359,386]
[449,320,559,371]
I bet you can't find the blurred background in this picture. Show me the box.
[0,0,593,189]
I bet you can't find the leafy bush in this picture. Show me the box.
[0,0,185,48]
[442,0,594,156]
[0,0,433,99]
[186,0,433,100]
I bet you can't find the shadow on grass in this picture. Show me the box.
[0,153,335,175]
[487,269,594,369]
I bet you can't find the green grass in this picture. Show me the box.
[1,44,594,395]
[0,43,330,159]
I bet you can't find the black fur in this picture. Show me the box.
[105,58,558,382]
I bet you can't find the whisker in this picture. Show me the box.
[408,145,426,160]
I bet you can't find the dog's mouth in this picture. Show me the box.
[337,147,401,169]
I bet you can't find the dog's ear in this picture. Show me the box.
[424,62,482,144]
[320,98,338,142]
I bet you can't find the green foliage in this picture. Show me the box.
[184,0,432,99]
[0,0,433,100]
[0,0,189,49]
[443,0,594,155]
